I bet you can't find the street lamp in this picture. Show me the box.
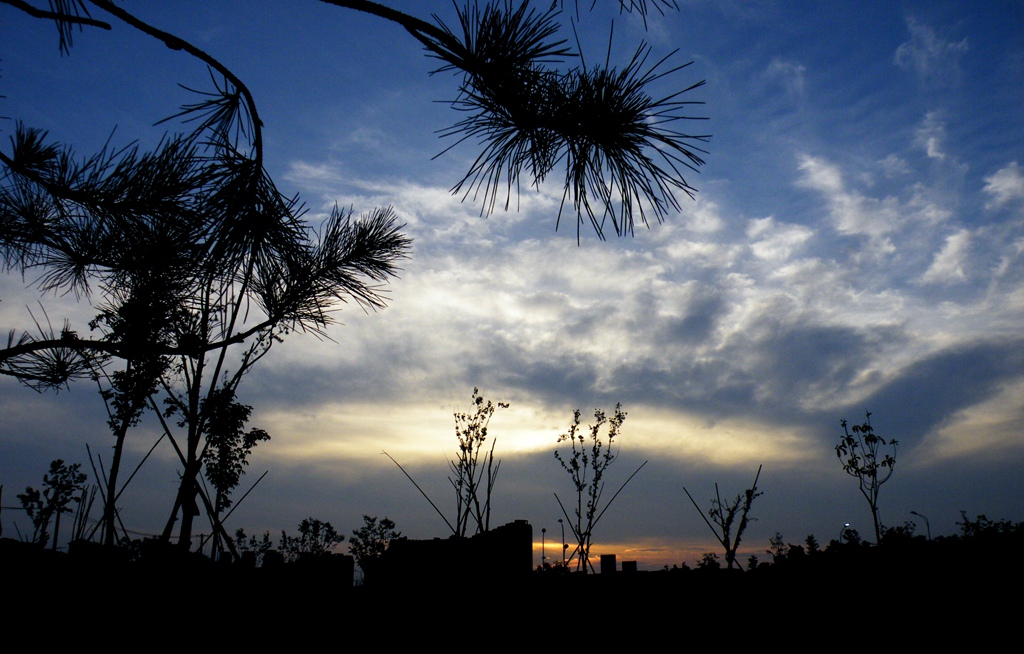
[838,522,850,544]
[910,511,931,540]
[558,518,566,566]
[542,528,546,567]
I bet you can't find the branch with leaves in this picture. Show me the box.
[321,0,709,239]
[349,514,401,584]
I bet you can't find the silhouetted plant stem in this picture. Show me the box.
[384,451,456,535]
[386,388,507,537]
[221,470,268,525]
[684,464,763,570]
[554,404,643,572]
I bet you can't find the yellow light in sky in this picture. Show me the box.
[258,397,820,471]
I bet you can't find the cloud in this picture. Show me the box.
[794,153,974,293]
[922,229,971,284]
[861,338,1024,456]
[747,216,814,262]
[914,112,947,161]
[765,57,806,98]
[878,154,912,178]
[919,377,1024,465]
[984,162,1024,210]
[796,154,899,249]
[894,18,969,87]
[676,197,726,234]
[41,142,1019,541]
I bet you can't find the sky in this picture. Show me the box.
[2,1,1023,570]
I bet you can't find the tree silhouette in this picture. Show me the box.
[836,412,897,545]
[554,403,646,573]
[16,459,88,550]
[684,464,763,570]
[385,387,508,537]
[349,514,401,584]
[280,517,345,562]
[1,1,412,550]
[449,387,508,536]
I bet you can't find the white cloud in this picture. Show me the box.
[765,57,806,97]
[906,184,953,225]
[922,229,971,284]
[797,154,843,194]
[894,18,969,86]
[677,198,726,234]
[747,216,813,262]
[285,160,347,187]
[878,154,911,178]
[796,154,899,247]
[795,154,966,280]
[915,112,947,161]
[984,162,1024,210]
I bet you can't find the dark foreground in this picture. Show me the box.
[2,530,1016,642]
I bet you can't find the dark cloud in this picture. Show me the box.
[854,337,1024,447]
[654,292,727,346]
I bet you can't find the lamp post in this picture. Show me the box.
[558,518,566,566]
[542,528,546,567]
[838,522,850,544]
[910,511,931,540]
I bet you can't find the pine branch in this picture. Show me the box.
[1,0,111,53]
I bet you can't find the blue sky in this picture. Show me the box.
[2,1,1022,568]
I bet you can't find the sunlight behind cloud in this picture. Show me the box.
[914,378,1024,466]
[628,406,818,466]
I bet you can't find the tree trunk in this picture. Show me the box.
[102,417,130,547]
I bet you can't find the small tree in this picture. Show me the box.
[349,515,401,584]
[279,517,345,562]
[450,388,508,536]
[200,389,270,514]
[16,459,88,550]
[767,532,786,563]
[201,387,270,559]
[234,528,273,567]
[836,412,897,544]
[385,387,507,537]
[683,464,763,570]
[553,403,646,573]
[956,512,1020,539]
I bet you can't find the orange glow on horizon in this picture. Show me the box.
[531,537,741,571]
